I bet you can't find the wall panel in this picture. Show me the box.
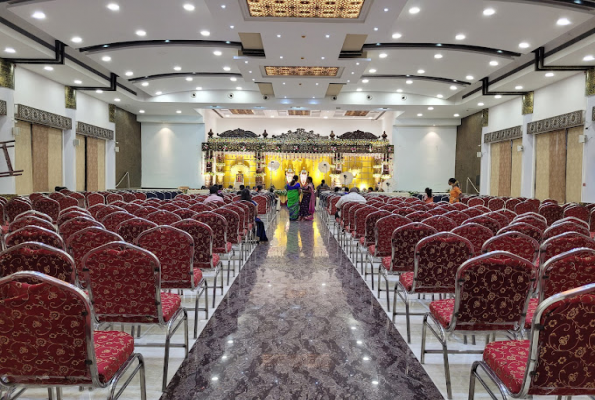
[498,141,512,197]
[75,135,85,191]
[456,112,482,191]
[86,138,98,191]
[511,138,522,197]
[535,133,551,200]
[490,143,500,196]
[549,130,566,203]
[47,127,63,191]
[31,125,49,192]
[97,139,106,191]
[115,108,141,188]
[566,126,584,203]
[14,121,32,195]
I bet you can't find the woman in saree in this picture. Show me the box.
[286,175,301,221]
[299,176,316,221]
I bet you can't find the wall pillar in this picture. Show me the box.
[582,96,595,202]
[63,108,77,190]
[0,86,15,194]
[520,114,535,198]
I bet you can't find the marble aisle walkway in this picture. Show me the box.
[161,211,443,400]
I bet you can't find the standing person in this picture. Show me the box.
[240,189,268,242]
[316,180,330,197]
[423,187,434,204]
[448,178,462,203]
[286,175,301,221]
[299,176,316,221]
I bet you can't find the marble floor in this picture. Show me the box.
[11,210,593,400]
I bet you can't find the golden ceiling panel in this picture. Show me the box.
[288,110,311,116]
[229,109,255,115]
[265,66,339,76]
[345,111,369,117]
[246,0,365,19]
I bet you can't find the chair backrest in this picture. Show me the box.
[57,210,91,227]
[412,232,474,293]
[238,201,257,222]
[443,210,469,226]
[171,220,215,268]
[117,217,158,244]
[106,193,124,204]
[514,215,548,231]
[373,215,412,257]
[5,199,31,225]
[5,226,65,250]
[172,208,197,220]
[86,193,105,207]
[58,196,78,211]
[48,192,65,201]
[189,203,212,214]
[364,210,391,245]
[462,207,484,218]
[83,242,166,324]
[543,221,591,241]
[487,198,505,211]
[467,198,485,207]
[32,197,60,223]
[0,272,102,386]
[449,251,535,331]
[122,202,143,214]
[15,210,53,224]
[96,205,125,222]
[8,215,56,233]
[539,231,595,266]
[100,211,135,233]
[451,223,494,254]
[451,202,468,211]
[121,192,136,202]
[405,211,432,223]
[136,226,196,289]
[133,206,159,219]
[463,215,502,235]
[158,203,181,213]
[213,208,240,244]
[539,248,595,301]
[389,223,438,272]
[524,283,595,396]
[505,198,521,211]
[515,201,539,215]
[539,203,563,226]
[427,207,448,216]
[421,215,457,232]
[146,210,182,226]
[353,206,377,238]
[0,243,75,283]
[552,216,590,230]
[347,203,367,232]
[379,204,399,212]
[226,205,246,231]
[193,212,228,252]
[253,196,268,214]
[59,217,104,244]
[485,211,510,229]
[328,196,341,215]
[495,208,517,223]
[341,202,358,226]
[498,222,543,243]
[563,205,589,222]
[134,192,147,201]
[482,231,540,263]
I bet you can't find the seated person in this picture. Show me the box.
[335,187,366,219]
[240,189,268,242]
[237,184,245,195]
[423,187,434,204]
[204,185,225,203]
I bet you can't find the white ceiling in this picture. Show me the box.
[1,0,595,122]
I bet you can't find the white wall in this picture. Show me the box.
[14,67,66,116]
[393,126,457,192]
[487,98,523,132]
[533,73,586,121]
[141,123,204,188]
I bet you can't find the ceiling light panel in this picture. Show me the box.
[265,66,339,76]
[246,0,364,18]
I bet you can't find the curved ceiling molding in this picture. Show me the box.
[493,0,595,13]
[361,75,471,86]
[79,39,243,54]
[128,72,243,83]
[361,43,521,59]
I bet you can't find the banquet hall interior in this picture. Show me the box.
[2,0,595,399]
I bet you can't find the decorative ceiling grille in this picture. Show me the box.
[345,111,369,117]
[288,110,310,116]
[265,66,339,76]
[246,0,365,19]
[229,109,255,115]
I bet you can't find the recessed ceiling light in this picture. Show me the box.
[114,98,121,102]
[454,113,460,117]
[186,77,193,81]
[369,69,377,73]
[483,8,495,16]
[156,91,162,95]
[316,82,319,85]
[495,95,502,99]
[249,70,252,73]
[437,94,443,98]
[325,34,330,38]
[213,50,222,56]
[270,115,275,118]
[356,62,360,65]
[223,66,231,71]
[428,107,434,110]
[174,66,182,71]
[196,87,202,90]
[455,34,466,40]
[221,4,226,8]
[96,90,103,94]
[583,55,595,62]
[409,7,420,14]
[44,66,53,71]
[356,88,362,91]
[280,56,283,59]
[141,82,149,87]
[515,85,523,90]
[230,25,234,29]
[351,72,355,74]
[74,80,82,84]
[392,33,402,39]
[545,72,555,77]
[321,56,325,60]
[282,82,286,85]
[107,3,120,11]
[374,27,379,31]
[557,17,571,26]
[324,116,328,119]
[71,36,83,43]
[4,47,15,53]
[397,89,403,92]
[450,85,457,90]
[236,87,242,90]
[135,30,146,37]
[277,34,281,38]
[466,75,474,80]
[434,54,443,59]
[384,8,389,12]
[183,4,195,11]
[230,77,237,81]
[32,11,46,19]
[406,80,413,84]
[417,69,425,74]
[200,30,210,37]
[139,110,145,114]
[417,113,423,117]
[102,56,111,62]
[176,110,182,113]
[519,42,530,49]
[379,53,387,58]
[362,79,369,83]
[125,71,133,76]
[478,102,484,106]
[490,60,499,66]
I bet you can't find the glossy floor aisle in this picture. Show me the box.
[162,211,442,400]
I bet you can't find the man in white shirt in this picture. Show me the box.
[204,185,224,204]
[335,187,366,218]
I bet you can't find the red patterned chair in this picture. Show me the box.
[14,209,54,223]
[515,201,539,215]
[498,222,544,243]
[442,210,469,226]
[0,272,146,400]
[552,216,590,229]
[542,221,590,241]
[472,205,491,213]
[110,200,127,208]
[59,205,90,216]
[360,210,392,287]
[173,208,198,220]
[505,198,521,211]
[451,223,494,254]
[563,204,589,223]
[253,195,271,223]
[116,217,157,244]
[405,211,432,222]
[538,203,563,226]
[106,193,124,204]
[146,210,182,226]
[58,216,103,244]
[83,242,188,391]
[133,206,159,219]
[469,282,595,400]
[513,214,547,231]
[482,232,539,263]
[57,196,78,211]
[137,226,208,337]
[379,204,399,212]
[538,231,595,267]
[8,215,56,234]
[421,251,535,399]
[353,206,381,273]
[496,208,517,223]
[86,192,105,207]
[87,204,107,219]
[120,192,136,203]
[426,207,448,216]
[542,198,558,205]
[66,227,123,288]
[158,203,181,212]
[96,206,125,222]
[485,211,509,228]
[0,242,75,283]
[462,207,483,218]
[451,202,468,211]
[122,202,143,215]
[172,220,223,304]
[193,212,235,284]
[393,207,413,217]
[421,215,457,233]
[28,192,44,202]
[101,211,135,233]
[213,208,243,267]
[404,197,421,204]
[32,197,60,223]
[467,198,485,207]
[188,203,212,214]
[342,203,367,257]
[393,232,474,343]
[5,226,65,250]
[48,192,65,202]
[134,192,147,201]
[57,210,94,228]
[338,202,358,249]
[463,215,502,235]
[487,198,505,211]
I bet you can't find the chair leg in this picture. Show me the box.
[162,309,188,391]
[421,315,428,364]
[441,336,452,399]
